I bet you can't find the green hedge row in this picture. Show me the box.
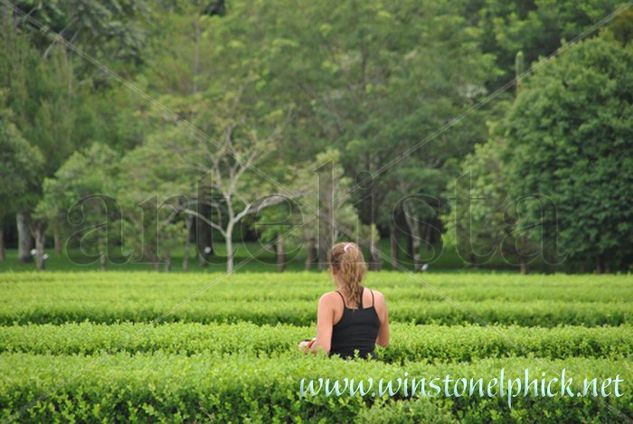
[2,272,632,304]
[1,322,631,361]
[0,353,629,423]
[0,300,630,326]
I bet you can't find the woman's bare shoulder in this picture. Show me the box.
[369,289,386,304]
[318,291,340,303]
[369,288,385,298]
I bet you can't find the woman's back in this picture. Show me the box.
[330,287,380,359]
[299,242,389,358]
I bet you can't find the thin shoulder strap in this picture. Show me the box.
[359,287,364,309]
[370,289,375,307]
[335,290,347,308]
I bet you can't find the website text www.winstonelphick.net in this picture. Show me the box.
[298,368,624,408]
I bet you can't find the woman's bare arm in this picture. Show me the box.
[310,293,334,353]
[374,291,390,347]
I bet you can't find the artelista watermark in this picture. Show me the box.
[298,368,624,408]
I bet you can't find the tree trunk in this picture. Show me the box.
[32,221,46,271]
[100,253,107,271]
[406,228,413,261]
[276,233,285,272]
[225,222,234,273]
[389,226,398,269]
[0,228,5,261]
[195,201,214,267]
[183,215,193,271]
[403,203,422,271]
[99,237,107,271]
[54,229,62,255]
[317,228,332,270]
[17,212,33,263]
[317,162,334,270]
[305,237,317,270]
[226,235,234,273]
[596,255,605,274]
[368,235,381,271]
[411,235,422,271]
[164,253,172,272]
[424,222,433,252]
[519,260,528,275]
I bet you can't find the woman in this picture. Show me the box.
[299,242,390,359]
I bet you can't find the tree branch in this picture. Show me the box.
[181,207,227,237]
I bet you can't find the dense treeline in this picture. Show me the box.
[1,0,632,273]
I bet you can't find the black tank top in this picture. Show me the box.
[329,287,381,359]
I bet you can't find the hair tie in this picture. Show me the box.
[344,243,352,253]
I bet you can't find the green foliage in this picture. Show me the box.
[0,353,630,423]
[608,7,633,45]
[476,0,624,83]
[14,0,150,76]
[1,321,631,362]
[356,398,457,424]
[3,0,630,273]
[116,132,188,269]
[0,272,631,326]
[0,35,76,179]
[1,297,630,327]
[257,0,496,231]
[0,271,631,421]
[443,125,538,270]
[505,34,633,271]
[36,143,122,262]
[0,25,87,229]
[285,149,367,249]
[0,109,43,217]
[1,1,632,419]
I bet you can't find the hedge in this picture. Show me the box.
[0,299,630,327]
[1,322,631,362]
[2,272,632,304]
[0,353,629,423]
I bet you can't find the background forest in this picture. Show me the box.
[1,0,632,274]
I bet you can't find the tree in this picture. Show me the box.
[295,149,366,270]
[475,0,625,87]
[505,33,633,272]
[0,109,43,261]
[0,22,80,264]
[254,149,373,271]
[389,164,447,271]
[37,143,121,271]
[141,0,220,267]
[121,112,287,273]
[116,130,189,272]
[129,1,292,273]
[443,128,538,273]
[9,0,149,79]
[252,199,300,272]
[443,47,537,274]
[259,0,495,245]
[183,120,286,273]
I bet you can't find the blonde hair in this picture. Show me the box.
[329,242,367,307]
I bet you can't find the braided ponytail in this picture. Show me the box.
[329,242,367,307]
